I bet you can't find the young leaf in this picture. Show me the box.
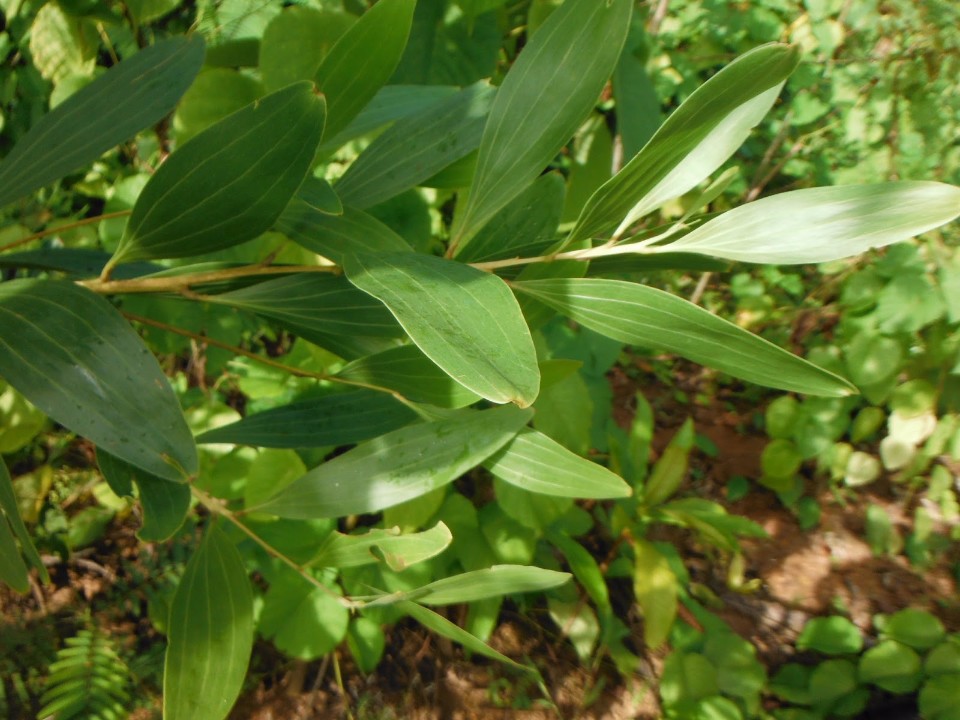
[656,182,960,264]
[0,459,48,588]
[257,405,531,519]
[97,450,191,542]
[0,36,205,209]
[633,539,678,649]
[401,565,571,605]
[315,0,416,141]
[483,427,631,499]
[344,251,540,407]
[643,419,694,506]
[274,204,410,264]
[197,390,417,448]
[512,278,855,397]
[311,521,453,571]
[0,280,197,481]
[164,525,253,720]
[336,81,496,209]
[564,43,799,248]
[450,0,633,251]
[110,82,325,266]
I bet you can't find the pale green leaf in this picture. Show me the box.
[633,539,677,649]
[0,280,197,480]
[0,35,204,209]
[407,564,570,605]
[344,252,540,407]
[659,182,960,264]
[450,0,632,251]
[197,390,416,448]
[512,278,855,396]
[164,525,253,720]
[483,427,631,499]
[111,82,325,265]
[259,6,353,93]
[336,81,496,209]
[565,43,799,248]
[172,68,263,144]
[315,0,416,141]
[257,405,532,519]
[311,521,452,571]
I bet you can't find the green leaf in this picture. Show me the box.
[164,525,253,720]
[512,278,855,397]
[483,427,630,499]
[633,539,678,648]
[259,6,353,93]
[315,0,416,141]
[172,68,263,144]
[344,252,540,407]
[97,450,190,542]
[797,616,864,655]
[565,43,799,248]
[197,390,416,448]
[207,273,403,342]
[858,640,923,694]
[311,521,452,571]
[661,182,960,264]
[0,35,205,209]
[403,565,570,605]
[876,608,946,650]
[257,405,531,519]
[274,204,411,264]
[110,82,325,265]
[450,0,632,251]
[0,459,47,588]
[0,512,30,592]
[547,531,610,613]
[0,280,197,481]
[336,81,496,209]
[920,674,960,720]
[347,616,385,674]
[336,344,481,408]
[643,418,694,506]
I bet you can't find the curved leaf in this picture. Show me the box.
[0,36,205,209]
[0,280,197,480]
[0,460,47,588]
[344,251,540,407]
[111,82,325,265]
[311,521,452,571]
[450,0,632,251]
[659,182,960,264]
[407,565,571,605]
[164,525,253,720]
[257,405,532,519]
[512,278,855,397]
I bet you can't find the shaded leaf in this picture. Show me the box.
[512,278,855,396]
[0,36,204,208]
[274,204,410,264]
[259,6,353,93]
[258,405,531,519]
[311,521,452,571]
[164,525,253,720]
[0,460,47,586]
[111,83,325,265]
[0,280,197,480]
[344,252,539,406]
[633,539,677,648]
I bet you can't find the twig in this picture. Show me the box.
[83,262,337,294]
[0,211,132,254]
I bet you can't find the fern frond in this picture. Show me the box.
[37,628,130,720]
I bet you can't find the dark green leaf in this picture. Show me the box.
[274,204,410,264]
[406,565,571,605]
[0,280,197,480]
[0,36,205,209]
[164,525,253,720]
[344,252,540,407]
[259,6,353,93]
[0,459,48,587]
[197,390,416,448]
[110,82,325,265]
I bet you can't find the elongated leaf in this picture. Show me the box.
[633,539,677,649]
[344,252,540,407]
[0,280,197,480]
[290,176,343,217]
[97,450,190,542]
[565,43,799,248]
[311,521,452,571]
[274,204,410,264]
[0,248,162,278]
[512,278,855,397]
[0,460,47,586]
[336,344,481,408]
[484,428,630,499]
[110,82,325,265]
[207,273,403,341]
[398,600,531,672]
[450,0,632,251]
[336,81,496,209]
[454,173,565,265]
[315,0,416,141]
[257,405,531,519]
[197,390,416,448]
[0,36,204,209]
[659,182,960,264]
[408,565,570,605]
[0,509,29,592]
[164,525,253,720]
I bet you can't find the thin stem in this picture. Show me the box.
[192,486,360,609]
[0,210,132,254]
[82,262,338,295]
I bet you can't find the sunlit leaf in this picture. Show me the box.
[274,204,410,264]
[403,564,570,605]
[633,539,677,649]
[311,521,452,571]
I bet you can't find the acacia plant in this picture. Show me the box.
[0,0,958,718]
